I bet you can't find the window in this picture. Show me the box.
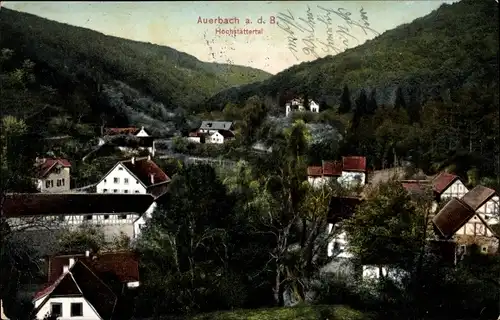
[104,179,107,183]
[61,178,65,186]
[71,302,83,316]
[50,180,54,188]
[119,214,127,219]
[136,179,139,184]
[124,178,129,184]
[124,189,129,193]
[104,215,109,220]
[85,215,92,220]
[134,190,140,194]
[103,189,108,193]
[45,180,51,188]
[114,177,120,184]
[118,167,123,171]
[56,179,61,187]
[113,189,118,193]
[482,245,488,253]
[50,303,62,316]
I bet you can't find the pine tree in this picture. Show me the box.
[394,87,406,110]
[339,85,352,114]
[367,88,378,115]
[352,89,368,129]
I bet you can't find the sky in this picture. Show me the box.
[3,1,459,74]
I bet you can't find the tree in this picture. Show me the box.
[351,89,368,130]
[241,96,267,145]
[338,85,352,114]
[394,87,406,110]
[136,164,243,315]
[367,88,378,115]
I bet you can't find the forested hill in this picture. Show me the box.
[0,8,270,134]
[202,0,499,112]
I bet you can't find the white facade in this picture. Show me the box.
[34,296,100,320]
[338,171,366,187]
[307,176,336,189]
[136,127,149,137]
[285,99,320,117]
[96,163,147,194]
[477,195,499,225]
[440,180,469,200]
[208,131,224,144]
[133,202,157,239]
[327,223,353,259]
[455,214,497,238]
[187,136,201,143]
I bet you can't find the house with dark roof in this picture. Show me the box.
[98,127,156,156]
[34,158,72,193]
[199,121,233,133]
[307,156,367,188]
[98,126,149,145]
[2,193,156,240]
[188,121,235,144]
[32,250,139,319]
[95,156,170,198]
[432,195,499,257]
[432,172,469,201]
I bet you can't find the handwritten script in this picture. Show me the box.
[277,5,379,61]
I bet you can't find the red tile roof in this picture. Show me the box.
[48,251,139,284]
[307,166,323,176]
[342,156,367,172]
[35,158,71,178]
[322,161,342,176]
[2,193,154,218]
[104,127,140,136]
[121,157,170,186]
[432,172,459,194]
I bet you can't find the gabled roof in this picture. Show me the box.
[120,157,170,187]
[35,158,71,179]
[104,127,140,136]
[34,260,117,320]
[342,156,367,172]
[307,166,323,177]
[322,161,342,176]
[432,198,476,239]
[48,251,139,284]
[460,185,497,211]
[432,172,459,194]
[2,193,154,217]
[217,130,235,138]
[200,121,233,131]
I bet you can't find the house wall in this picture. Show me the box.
[310,101,319,113]
[455,213,499,254]
[35,296,100,320]
[307,176,335,188]
[477,195,499,224]
[327,223,353,259]
[136,128,149,137]
[441,180,468,200]
[209,132,224,144]
[339,171,366,187]
[187,137,201,143]
[96,164,147,194]
[38,167,71,193]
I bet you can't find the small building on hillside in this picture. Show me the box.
[285,98,320,117]
[34,158,72,193]
[95,156,170,198]
[307,156,367,189]
[98,127,149,146]
[32,251,139,319]
[2,193,156,240]
[187,121,235,144]
[432,172,469,201]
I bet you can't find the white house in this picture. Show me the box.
[34,158,72,193]
[32,250,139,320]
[3,193,156,241]
[307,157,367,189]
[96,156,170,197]
[460,185,499,226]
[432,172,469,201]
[285,98,320,117]
[433,196,499,256]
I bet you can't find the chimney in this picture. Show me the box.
[150,173,155,184]
[131,157,135,165]
[69,258,75,268]
[85,250,90,258]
